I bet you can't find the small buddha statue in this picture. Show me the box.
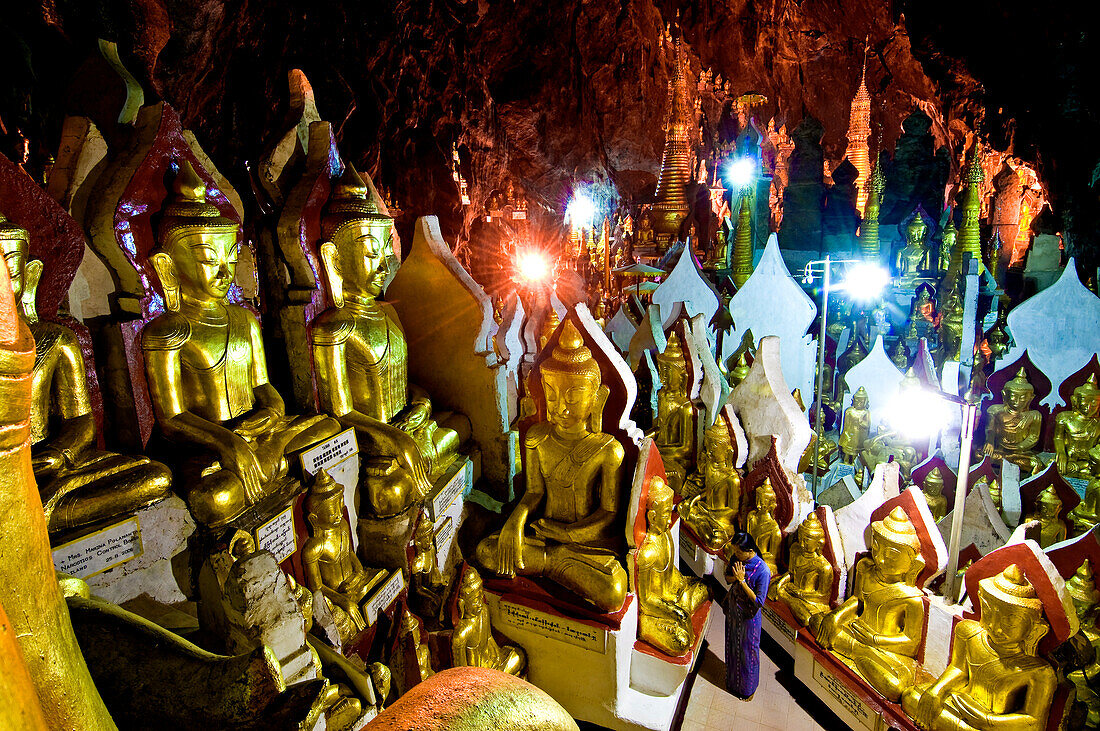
[312,165,461,519]
[983,308,1011,361]
[679,418,741,550]
[1054,375,1100,479]
[398,609,434,683]
[142,162,341,527]
[774,513,834,627]
[891,339,910,371]
[938,288,964,365]
[1065,560,1100,728]
[654,331,696,492]
[860,430,920,481]
[728,351,751,388]
[302,471,388,643]
[902,564,1057,731]
[838,337,869,381]
[635,210,655,249]
[409,511,447,628]
[451,567,526,676]
[814,507,927,702]
[938,220,957,275]
[904,287,936,341]
[746,479,782,582]
[1,212,172,535]
[1025,485,1067,549]
[897,214,932,289]
[475,320,629,612]
[1069,477,1100,536]
[983,368,1044,474]
[838,386,872,465]
[635,477,710,656]
[920,468,948,521]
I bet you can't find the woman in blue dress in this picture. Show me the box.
[723,530,770,700]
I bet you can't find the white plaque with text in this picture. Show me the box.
[301,428,359,476]
[811,660,879,730]
[53,517,143,579]
[365,570,405,625]
[256,506,297,563]
[430,461,468,521]
[498,601,606,652]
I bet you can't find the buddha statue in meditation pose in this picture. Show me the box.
[1054,375,1100,479]
[635,477,710,656]
[312,165,461,518]
[838,386,872,465]
[902,564,1058,731]
[1,212,172,535]
[1064,560,1100,728]
[476,319,628,612]
[775,513,834,626]
[654,331,696,492]
[302,472,388,643]
[1026,486,1067,549]
[814,507,927,702]
[897,214,932,290]
[746,479,782,582]
[921,468,948,522]
[142,162,342,528]
[451,567,526,676]
[983,369,1044,474]
[679,418,741,550]
[905,287,937,341]
[1069,477,1100,536]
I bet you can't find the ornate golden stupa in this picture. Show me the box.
[847,43,872,214]
[956,148,985,273]
[731,192,754,287]
[859,158,885,258]
[651,34,694,245]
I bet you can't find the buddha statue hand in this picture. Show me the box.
[220,436,269,504]
[531,517,571,544]
[371,421,431,494]
[912,687,945,730]
[30,446,74,476]
[495,515,528,577]
[232,405,284,438]
[392,397,431,433]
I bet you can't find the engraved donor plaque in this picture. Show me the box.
[255,506,297,563]
[498,600,607,653]
[53,517,143,579]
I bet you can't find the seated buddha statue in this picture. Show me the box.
[1025,486,1067,549]
[301,471,388,643]
[312,165,461,519]
[409,511,447,628]
[143,162,341,528]
[938,288,964,365]
[679,419,741,551]
[475,320,629,612]
[904,287,937,341]
[451,567,526,676]
[1,212,172,536]
[860,429,920,481]
[838,387,872,465]
[775,513,834,627]
[983,369,1044,474]
[896,215,932,290]
[1069,477,1100,536]
[654,331,696,492]
[636,477,710,656]
[728,351,751,388]
[1064,560,1100,728]
[921,468,948,522]
[746,479,782,583]
[902,564,1057,731]
[891,340,910,371]
[1054,376,1100,479]
[814,507,927,702]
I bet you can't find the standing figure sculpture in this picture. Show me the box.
[451,567,526,676]
[653,331,696,492]
[983,368,1044,474]
[142,162,341,527]
[1,212,171,535]
[1054,375,1100,479]
[312,165,461,519]
[774,513,834,627]
[476,320,628,612]
[746,479,782,583]
[838,387,872,465]
[679,418,741,550]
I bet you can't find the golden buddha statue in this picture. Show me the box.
[1,212,172,536]
[475,320,628,612]
[312,165,460,519]
[891,340,910,371]
[635,209,656,250]
[728,351,751,388]
[938,288,964,365]
[399,609,434,683]
[746,479,782,583]
[1025,486,1067,549]
[838,337,869,382]
[775,513,834,626]
[838,386,872,465]
[905,287,936,341]
[143,162,340,527]
[897,214,932,289]
[983,368,1044,474]
[679,419,741,550]
[902,564,1057,731]
[451,567,526,676]
[1054,375,1100,479]
[1069,477,1100,536]
[302,471,388,643]
[938,220,957,275]
[920,468,948,521]
[654,331,696,492]
[860,429,920,481]
[409,512,447,627]
[1065,560,1100,728]
[814,507,927,702]
[635,477,709,656]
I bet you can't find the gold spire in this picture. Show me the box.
[731,192,753,287]
[651,33,694,241]
[859,157,885,258]
[956,148,985,274]
[848,38,873,214]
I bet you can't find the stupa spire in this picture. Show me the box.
[847,37,873,214]
[651,31,694,247]
[956,147,986,274]
[731,192,754,287]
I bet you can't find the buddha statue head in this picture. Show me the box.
[703,418,734,463]
[305,470,346,529]
[851,386,869,410]
[797,512,826,554]
[1071,375,1100,418]
[400,608,422,645]
[151,161,240,312]
[656,331,686,391]
[1066,559,1099,629]
[319,164,395,307]
[0,212,39,322]
[940,220,957,251]
[977,564,1048,654]
[538,319,608,434]
[905,212,928,247]
[456,566,485,619]
[869,507,924,583]
[1002,368,1036,412]
[645,476,675,534]
[1037,486,1063,521]
[755,478,777,513]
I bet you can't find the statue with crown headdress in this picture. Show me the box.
[311,165,462,521]
[983,368,1044,474]
[141,161,342,528]
[1064,559,1100,728]
[475,319,629,613]
[1054,375,1100,479]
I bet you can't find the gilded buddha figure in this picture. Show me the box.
[891,339,910,371]
[938,288,964,365]
[902,565,1057,731]
[1069,477,1100,536]
[728,351,751,388]
[897,214,932,289]
[814,507,927,702]
[451,567,526,676]
[143,162,340,527]
[983,368,1044,474]
[905,287,937,341]
[654,331,696,492]
[1,212,172,535]
[312,166,460,519]
[302,472,388,643]
[476,320,628,612]
[409,511,447,627]
[679,418,741,550]
[1054,375,1100,479]
[775,513,834,626]
[1026,486,1067,549]
[746,479,782,582]
[1065,560,1100,728]
[921,468,948,522]
[838,387,872,465]
[636,477,709,655]
[399,609,434,683]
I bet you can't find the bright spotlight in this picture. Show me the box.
[725,157,755,189]
[840,263,890,302]
[889,383,952,440]
[566,192,597,229]
[516,250,550,283]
